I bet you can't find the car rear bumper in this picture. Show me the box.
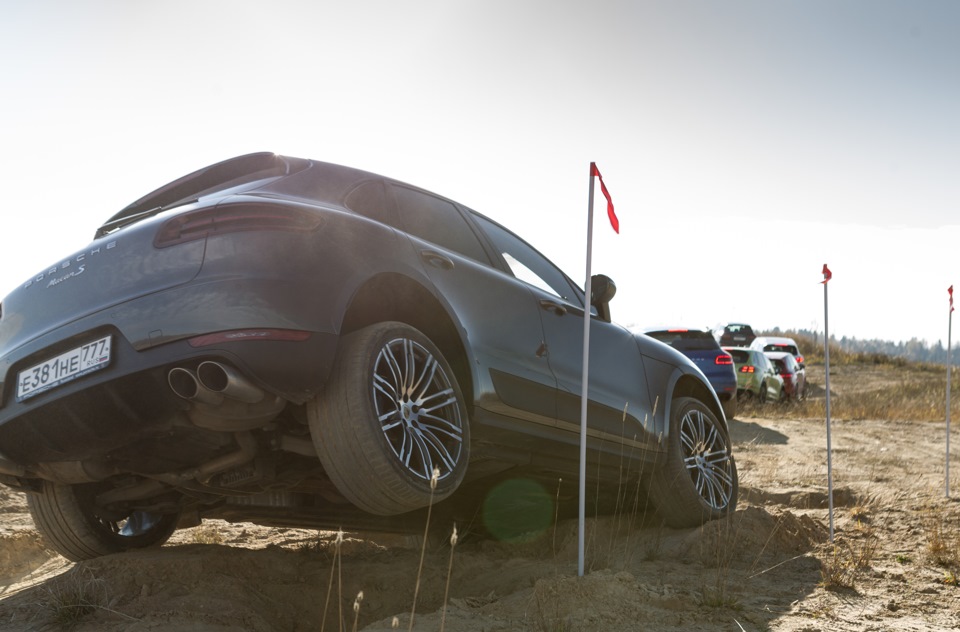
[0,281,340,466]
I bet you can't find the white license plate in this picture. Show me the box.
[17,335,112,401]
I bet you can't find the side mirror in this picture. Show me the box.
[590,274,616,323]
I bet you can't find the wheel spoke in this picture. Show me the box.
[415,427,458,472]
[380,346,406,396]
[407,427,434,479]
[419,412,462,437]
[420,388,457,413]
[380,416,404,430]
[411,353,440,400]
[374,373,401,402]
[403,339,418,395]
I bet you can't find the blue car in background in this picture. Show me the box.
[642,328,738,420]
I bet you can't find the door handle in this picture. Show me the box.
[420,249,455,270]
[539,299,567,316]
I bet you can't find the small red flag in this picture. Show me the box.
[821,264,832,284]
[950,285,954,313]
[590,162,619,234]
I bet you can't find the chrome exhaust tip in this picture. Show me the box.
[167,367,224,406]
[196,361,265,404]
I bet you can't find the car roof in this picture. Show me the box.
[754,336,797,345]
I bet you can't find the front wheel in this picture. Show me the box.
[27,481,179,561]
[308,322,470,516]
[648,397,738,528]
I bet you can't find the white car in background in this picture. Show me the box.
[751,336,805,368]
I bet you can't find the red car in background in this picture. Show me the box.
[765,351,807,400]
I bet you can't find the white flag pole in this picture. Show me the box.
[578,164,596,578]
[823,265,834,543]
[947,286,953,498]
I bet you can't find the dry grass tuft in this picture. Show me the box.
[190,523,225,544]
[924,510,960,570]
[818,522,880,591]
[26,565,136,628]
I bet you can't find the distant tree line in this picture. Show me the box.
[763,327,958,367]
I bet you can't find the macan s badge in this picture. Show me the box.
[23,240,118,290]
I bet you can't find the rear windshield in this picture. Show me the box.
[647,330,718,351]
[764,344,799,355]
[726,349,750,363]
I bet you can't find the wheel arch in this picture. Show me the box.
[339,272,475,407]
[666,373,727,430]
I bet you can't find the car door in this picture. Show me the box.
[469,213,657,453]
[382,184,560,425]
[758,353,781,400]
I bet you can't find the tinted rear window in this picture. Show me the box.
[647,330,718,351]
[765,344,799,355]
[392,186,491,264]
[727,349,750,363]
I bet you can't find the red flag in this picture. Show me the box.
[950,285,955,313]
[821,264,832,284]
[590,162,619,233]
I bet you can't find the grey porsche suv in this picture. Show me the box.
[0,153,737,560]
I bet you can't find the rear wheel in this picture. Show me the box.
[27,481,179,562]
[757,381,768,404]
[648,397,738,528]
[308,322,470,516]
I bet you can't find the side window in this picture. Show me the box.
[345,180,398,227]
[471,213,582,306]
[391,186,490,264]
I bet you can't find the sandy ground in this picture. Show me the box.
[2,384,960,630]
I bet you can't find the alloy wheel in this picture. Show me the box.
[372,337,465,483]
[678,407,736,511]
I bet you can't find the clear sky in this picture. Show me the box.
[2,1,959,347]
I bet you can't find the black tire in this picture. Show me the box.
[27,481,179,562]
[647,397,738,528]
[757,381,768,404]
[308,322,470,516]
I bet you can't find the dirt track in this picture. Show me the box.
[2,406,960,630]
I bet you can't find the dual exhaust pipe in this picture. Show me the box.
[169,361,265,406]
[168,361,284,431]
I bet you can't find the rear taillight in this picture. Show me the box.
[740,366,755,373]
[155,204,322,248]
[796,355,804,364]
[716,353,733,365]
